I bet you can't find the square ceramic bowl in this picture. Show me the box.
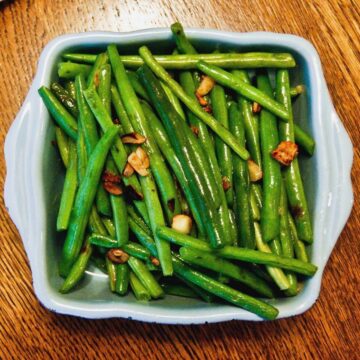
[4,29,353,323]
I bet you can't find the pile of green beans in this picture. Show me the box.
[38,22,317,320]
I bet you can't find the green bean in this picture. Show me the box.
[250,188,261,222]
[251,183,263,209]
[127,205,152,236]
[106,257,117,292]
[55,126,70,168]
[87,52,109,87]
[177,73,232,241]
[269,238,282,256]
[290,85,305,98]
[140,101,206,236]
[157,79,222,210]
[51,82,79,117]
[83,86,144,192]
[59,126,119,277]
[63,53,97,64]
[162,284,199,299]
[179,247,275,298]
[257,72,282,242]
[197,61,289,121]
[110,84,134,134]
[64,81,76,100]
[59,238,93,293]
[63,52,296,69]
[232,70,262,168]
[211,85,234,208]
[108,45,179,226]
[127,70,151,102]
[128,218,158,257]
[102,217,116,237]
[127,257,164,298]
[229,102,255,248]
[108,44,173,275]
[294,124,315,156]
[172,256,278,320]
[156,226,317,276]
[137,64,225,249]
[138,47,249,160]
[160,81,186,120]
[76,125,87,181]
[228,210,238,246]
[57,141,78,231]
[254,223,290,290]
[95,65,113,217]
[276,70,313,243]
[58,62,92,79]
[288,213,309,263]
[98,64,112,114]
[75,74,99,154]
[115,263,130,295]
[129,271,151,301]
[38,86,78,140]
[170,22,197,55]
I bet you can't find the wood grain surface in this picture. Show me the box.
[0,0,359,359]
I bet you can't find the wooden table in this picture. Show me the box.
[0,0,359,358]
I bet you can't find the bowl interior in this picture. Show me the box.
[41,32,317,320]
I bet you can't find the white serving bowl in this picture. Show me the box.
[4,29,353,323]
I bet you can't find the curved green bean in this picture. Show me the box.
[38,86,78,140]
[55,126,70,168]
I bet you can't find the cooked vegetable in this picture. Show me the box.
[40,24,317,319]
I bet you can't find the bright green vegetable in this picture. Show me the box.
[38,86,78,140]
[56,141,78,231]
[197,61,290,121]
[257,72,282,242]
[115,263,130,295]
[173,256,278,320]
[294,124,315,156]
[128,257,164,298]
[276,70,313,243]
[59,238,93,293]
[156,226,317,276]
[211,85,234,208]
[232,70,262,168]
[87,52,109,87]
[55,126,70,168]
[137,64,226,249]
[138,46,250,160]
[229,102,255,248]
[59,126,119,277]
[179,247,275,298]
[51,82,79,117]
[58,62,92,79]
[129,271,151,301]
[62,52,296,69]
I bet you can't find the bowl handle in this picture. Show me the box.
[4,98,32,254]
[322,108,354,262]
